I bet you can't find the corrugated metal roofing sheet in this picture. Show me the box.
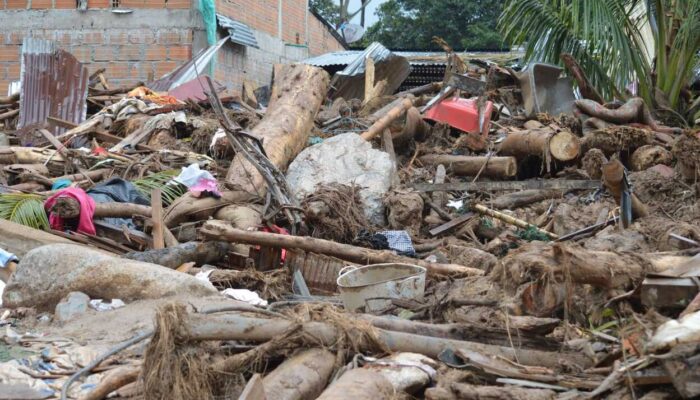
[216,14,259,49]
[17,38,88,145]
[304,50,521,67]
[328,42,411,100]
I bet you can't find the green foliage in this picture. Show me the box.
[311,0,342,27]
[363,0,508,50]
[499,0,700,123]
[0,193,49,230]
[133,171,187,207]
[515,225,551,242]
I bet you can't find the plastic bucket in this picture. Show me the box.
[336,263,427,312]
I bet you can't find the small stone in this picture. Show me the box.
[55,292,90,322]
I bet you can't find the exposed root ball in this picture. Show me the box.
[581,148,607,179]
[143,302,214,400]
[581,126,653,155]
[672,133,700,181]
[302,184,370,244]
[384,188,424,236]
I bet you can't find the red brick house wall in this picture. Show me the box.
[0,0,344,94]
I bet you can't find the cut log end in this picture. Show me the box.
[549,130,580,161]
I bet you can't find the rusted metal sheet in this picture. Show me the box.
[168,75,225,102]
[286,250,355,294]
[17,38,88,145]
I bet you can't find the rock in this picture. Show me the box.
[286,133,395,225]
[54,292,90,322]
[3,244,217,311]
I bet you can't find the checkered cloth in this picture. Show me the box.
[378,230,416,257]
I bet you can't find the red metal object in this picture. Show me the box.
[424,97,493,136]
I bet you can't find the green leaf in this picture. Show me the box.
[132,170,187,207]
[0,193,49,230]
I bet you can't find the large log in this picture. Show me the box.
[497,243,690,289]
[200,220,484,276]
[419,155,517,178]
[182,313,593,368]
[262,348,335,400]
[316,369,393,400]
[50,198,152,219]
[0,219,74,258]
[163,191,257,228]
[499,126,580,162]
[225,64,330,196]
[122,241,230,269]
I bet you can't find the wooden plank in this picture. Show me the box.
[151,189,165,250]
[412,180,600,192]
[381,128,396,166]
[429,212,475,236]
[239,373,266,400]
[47,116,79,130]
[109,125,152,152]
[37,128,70,157]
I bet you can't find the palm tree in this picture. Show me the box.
[499,0,700,125]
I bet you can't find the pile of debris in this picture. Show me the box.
[0,38,698,400]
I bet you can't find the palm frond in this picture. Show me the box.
[0,193,49,230]
[133,170,187,207]
[499,0,650,100]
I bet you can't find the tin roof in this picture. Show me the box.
[216,14,259,49]
[16,38,88,145]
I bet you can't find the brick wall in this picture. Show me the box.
[0,9,197,93]
[0,1,343,94]
[213,0,344,93]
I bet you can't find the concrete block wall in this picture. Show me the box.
[214,29,310,91]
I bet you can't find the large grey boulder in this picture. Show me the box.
[286,133,395,225]
[3,244,217,311]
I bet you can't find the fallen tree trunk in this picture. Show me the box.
[317,368,393,400]
[601,160,648,218]
[225,64,330,196]
[263,348,335,400]
[0,219,74,258]
[419,155,517,178]
[182,313,593,369]
[50,198,152,219]
[200,220,483,276]
[496,242,690,289]
[122,241,230,269]
[492,189,562,210]
[80,366,140,400]
[163,191,257,228]
[581,126,654,155]
[575,98,681,135]
[355,314,560,349]
[499,127,580,162]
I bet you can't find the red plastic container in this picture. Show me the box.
[424,97,493,136]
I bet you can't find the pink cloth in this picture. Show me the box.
[44,188,96,235]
